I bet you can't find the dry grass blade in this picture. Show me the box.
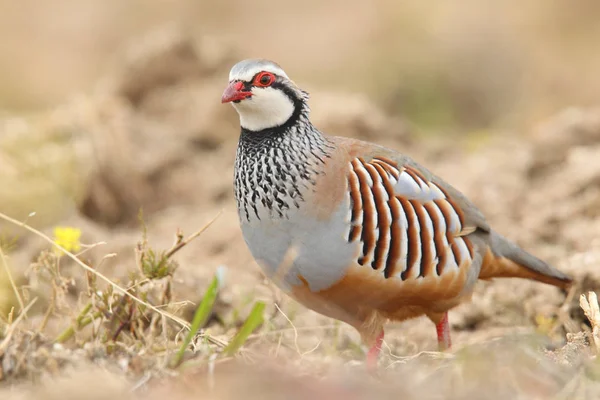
[223,301,265,356]
[0,243,25,315]
[172,275,220,367]
[0,211,190,330]
[164,210,223,259]
[0,297,37,355]
[580,291,600,353]
[273,303,322,357]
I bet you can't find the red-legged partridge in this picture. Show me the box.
[221,59,573,368]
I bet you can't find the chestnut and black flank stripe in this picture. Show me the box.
[347,157,475,281]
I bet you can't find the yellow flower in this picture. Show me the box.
[534,314,555,335]
[53,226,82,255]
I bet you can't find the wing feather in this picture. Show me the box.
[347,154,487,281]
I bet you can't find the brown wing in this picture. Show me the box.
[346,156,479,282]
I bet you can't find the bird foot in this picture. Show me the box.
[435,312,452,351]
[366,330,384,372]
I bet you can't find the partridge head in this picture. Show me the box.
[222,59,573,369]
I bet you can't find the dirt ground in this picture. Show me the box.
[2,28,600,399]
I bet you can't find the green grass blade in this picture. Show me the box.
[55,302,103,343]
[223,301,265,356]
[172,275,219,367]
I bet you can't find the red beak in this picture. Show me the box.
[221,81,252,103]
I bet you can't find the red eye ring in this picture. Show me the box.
[253,72,275,87]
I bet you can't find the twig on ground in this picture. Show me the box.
[552,284,579,336]
[248,324,339,339]
[579,291,600,353]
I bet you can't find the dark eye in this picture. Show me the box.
[260,75,271,85]
[254,72,275,87]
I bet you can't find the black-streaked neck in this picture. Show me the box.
[234,114,333,222]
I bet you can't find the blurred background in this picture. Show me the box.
[1,0,600,230]
[2,1,600,396]
[2,0,600,130]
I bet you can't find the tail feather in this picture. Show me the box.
[478,231,573,289]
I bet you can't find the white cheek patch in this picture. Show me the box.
[232,87,295,131]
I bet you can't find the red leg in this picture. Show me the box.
[366,330,384,371]
[435,312,451,351]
